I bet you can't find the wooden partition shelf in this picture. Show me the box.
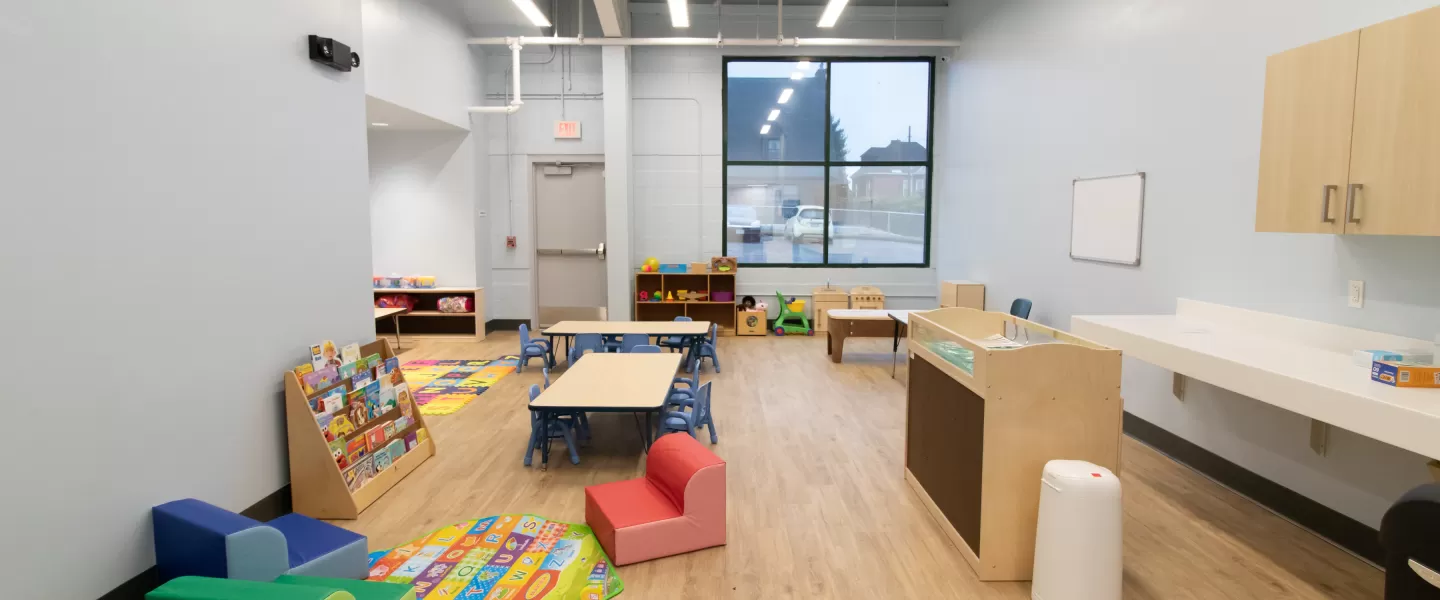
[904,308,1122,581]
[373,287,486,341]
[634,271,737,333]
[284,338,436,519]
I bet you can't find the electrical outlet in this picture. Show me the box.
[1348,280,1365,308]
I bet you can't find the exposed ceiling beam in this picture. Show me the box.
[593,0,629,36]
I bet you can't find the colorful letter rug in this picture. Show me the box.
[366,514,624,600]
[400,357,520,416]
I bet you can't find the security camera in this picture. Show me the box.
[939,55,950,63]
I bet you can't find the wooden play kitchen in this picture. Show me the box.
[811,286,850,333]
[904,308,1121,581]
[283,338,436,519]
[634,270,737,332]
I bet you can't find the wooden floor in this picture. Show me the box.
[337,332,1383,599]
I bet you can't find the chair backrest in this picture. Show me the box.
[542,367,550,388]
[519,323,532,344]
[574,333,605,354]
[632,345,662,354]
[1010,298,1033,320]
[529,384,542,403]
[619,333,650,352]
[707,323,718,344]
[644,431,725,512]
[694,381,713,423]
[675,316,693,322]
[665,316,693,343]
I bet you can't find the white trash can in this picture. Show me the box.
[1031,460,1122,600]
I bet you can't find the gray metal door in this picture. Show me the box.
[535,163,607,327]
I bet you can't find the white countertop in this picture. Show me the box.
[1073,300,1440,460]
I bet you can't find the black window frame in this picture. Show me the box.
[721,56,937,268]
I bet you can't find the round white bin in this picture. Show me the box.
[1032,460,1122,600]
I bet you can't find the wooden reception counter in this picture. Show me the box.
[904,308,1123,581]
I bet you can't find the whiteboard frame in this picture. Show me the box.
[1069,172,1146,267]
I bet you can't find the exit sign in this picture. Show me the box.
[554,121,581,139]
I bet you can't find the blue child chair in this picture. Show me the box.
[1010,298,1033,320]
[690,323,721,373]
[658,316,693,353]
[567,333,606,364]
[632,345,662,354]
[666,354,702,411]
[611,333,651,353]
[524,384,579,466]
[518,324,553,373]
[659,381,717,444]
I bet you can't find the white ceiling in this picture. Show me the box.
[366,95,467,132]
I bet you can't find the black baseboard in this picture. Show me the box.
[97,486,293,600]
[1123,412,1382,564]
[486,318,528,334]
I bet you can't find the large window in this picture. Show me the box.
[723,58,934,266]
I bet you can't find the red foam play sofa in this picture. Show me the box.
[584,432,726,565]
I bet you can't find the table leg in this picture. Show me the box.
[540,410,552,470]
[546,335,558,366]
[829,324,846,363]
[644,411,653,451]
[393,315,403,352]
[563,336,571,364]
[892,319,901,379]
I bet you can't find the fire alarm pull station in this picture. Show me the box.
[506,236,517,249]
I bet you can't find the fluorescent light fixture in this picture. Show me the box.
[777,88,794,104]
[767,109,780,121]
[668,0,690,27]
[760,124,771,135]
[817,0,849,27]
[790,71,804,80]
[797,60,812,69]
[371,122,389,127]
[510,0,552,27]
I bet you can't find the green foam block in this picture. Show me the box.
[147,576,355,600]
[274,575,417,600]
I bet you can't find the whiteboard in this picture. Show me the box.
[1070,172,1146,266]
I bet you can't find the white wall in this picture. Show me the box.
[363,0,482,129]
[940,0,1440,527]
[0,1,371,598]
[370,130,478,286]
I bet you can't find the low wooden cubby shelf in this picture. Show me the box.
[372,287,486,341]
[634,271,736,332]
[904,307,1122,582]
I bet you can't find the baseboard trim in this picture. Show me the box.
[486,318,527,334]
[1123,412,1382,564]
[96,486,293,600]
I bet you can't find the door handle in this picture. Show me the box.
[1320,184,1337,223]
[597,242,606,260]
[537,247,606,258]
[1345,183,1363,224]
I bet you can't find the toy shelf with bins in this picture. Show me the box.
[372,287,486,341]
[634,271,737,332]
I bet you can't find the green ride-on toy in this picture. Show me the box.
[773,291,813,336]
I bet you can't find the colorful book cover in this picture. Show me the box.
[395,383,413,418]
[318,387,346,415]
[415,427,429,446]
[341,343,362,365]
[405,432,419,451]
[327,414,356,439]
[382,421,396,440]
[351,371,373,390]
[356,454,376,481]
[385,439,406,463]
[374,365,390,389]
[373,446,394,472]
[330,438,349,469]
[315,413,334,440]
[346,437,368,463]
[304,366,340,393]
[342,463,362,491]
[366,425,387,451]
[294,364,315,393]
[384,357,403,387]
[363,353,383,370]
[378,385,396,412]
[338,361,359,380]
[313,340,342,370]
[365,381,383,418]
[346,389,369,427]
[392,416,410,432]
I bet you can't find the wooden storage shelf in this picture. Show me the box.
[904,308,1121,582]
[633,271,737,332]
[374,287,485,341]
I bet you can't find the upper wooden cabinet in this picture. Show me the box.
[1256,6,1440,236]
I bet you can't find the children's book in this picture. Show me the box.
[355,454,376,484]
[394,383,413,418]
[392,416,410,432]
[294,364,315,393]
[315,413,334,440]
[346,437,368,464]
[327,414,355,439]
[341,343,362,365]
[373,446,394,472]
[366,426,387,451]
[351,371,372,390]
[378,384,396,411]
[364,381,383,418]
[329,438,348,468]
[317,387,345,415]
[405,432,419,451]
[385,439,406,463]
[313,340,342,370]
[342,463,361,491]
[382,421,396,440]
[363,353,383,370]
[384,358,403,387]
[303,366,340,394]
[346,390,369,427]
[338,361,359,380]
[415,427,429,446]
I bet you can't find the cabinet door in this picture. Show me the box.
[1255,31,1359,233]
[1348,7,1440,236]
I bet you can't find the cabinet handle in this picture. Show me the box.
[1320,185,1337,223]
[1346,183,1363,224]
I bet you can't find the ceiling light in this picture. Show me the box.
[790,71,803,80]
[668,0,689,27]
[797,60,812,69]
[510,0,552,27]
[767,109,780,121]
[760,124,771,135]
[371,122,389,127]
[777,88,794,104]
[817,0,849,27]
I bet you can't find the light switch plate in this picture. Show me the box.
[1348,280,1365,308]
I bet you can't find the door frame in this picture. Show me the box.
[528,155,605,329]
